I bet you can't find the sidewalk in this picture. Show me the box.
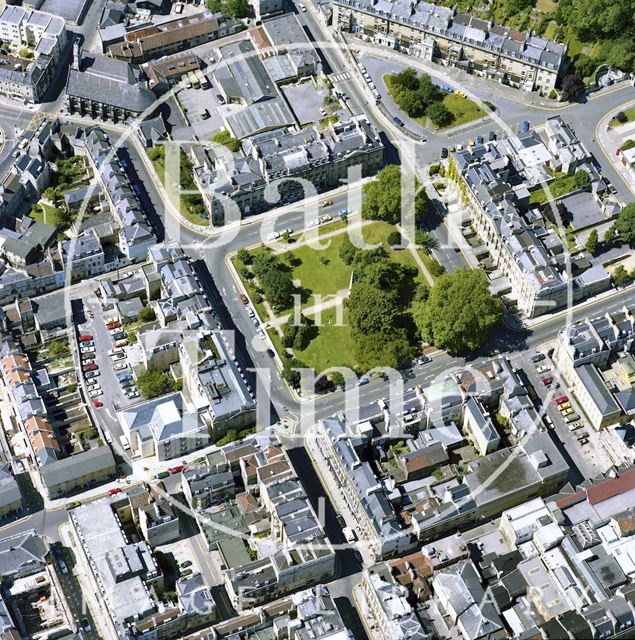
[597,100,635,197]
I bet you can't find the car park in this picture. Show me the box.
[85,371,100,379]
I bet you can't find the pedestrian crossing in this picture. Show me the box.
[330,71,350,83]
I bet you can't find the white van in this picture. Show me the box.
[342,527,357,544]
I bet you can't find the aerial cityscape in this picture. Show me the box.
[0,0,632,638]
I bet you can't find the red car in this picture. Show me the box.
[78,335,93,342]
[106,322,121,329]
[554,396,569,405]
[239,294,248,305]
[542,377,553,385]
[108,488,122,496]
[93,401,103,408]
[169,465,185,474]
[82,364,97,372]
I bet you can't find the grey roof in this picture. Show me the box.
[0,465,21,509]
[66,55,156,113]
[577,364,621,417]
[0,530,48,579]
[40,446,116,489]
[225,97,294,140]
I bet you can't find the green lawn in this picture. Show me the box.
[528,173,583,205]
[293,307,358,373]
[610,106,635,129]
[30,202,63,225]
[439,93,485,129]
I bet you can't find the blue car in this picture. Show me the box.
[118,374,133,383]
[522,120,530,133]
[357,376,369,386]
[338,208,350,216]
[393,116,404,127]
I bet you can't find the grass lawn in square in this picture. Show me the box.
[293,307,358,373]
[440,93,485,129]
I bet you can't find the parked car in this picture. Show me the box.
[114,362,128,371]
[111,332,126,341]
[93,401,103,408]
[357,376,369,386]
[393,116,404,127]
[85,371,100,379]
[118,373,133,382]
[531,353,546,363]
[418,355,431,365]
[561,407,573,416]
[81,619,91,633]
[111,353,126,362]
[82,364,97,372]
[109,328,123,336]
[78,335,93,342]
[522,120,530,132]
[488,130,496,141]
[266,348,275,357]
[542,377,553,385]
[169,465,185,474]
[65,501,81,510]
[181,560,193,568]
[156,471,170,479]
[338,208,351,217]
[106,322,121,330]
[266,231,280,241]
[578,437,589,445]
[246,307,255,318]
[537,365,551,373]
[558,402,571,411]
[58,560,68,575]
[239,293,248,304]
[476,135,484,144]
[319,214,332,223]
[321,198,333,206]
[115,339,128,347]
[82,359,95,366]
[565,413,580,423]
[554,395,569,405]
[108,488,122,496]
[257,329,265,340]
[120,380,134,389]
[89,389,103,398]
[87,383,100,391]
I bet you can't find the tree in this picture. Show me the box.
[293,324,316,350]
[573,170,590,191]
[47,340,69,357]
[283,322,298,348]
[237,248,252,265]
[261,268,295,311]
[387,230,402,246]
[282,357,307,389]
[216,429,239,446]
[137,371,175,399]
[574,53,596,78]
[561,74,585,101]
[354,329,412,370]
[616,203,635,244]
[414,269,504,352]
[346,282,400,337]
[330,372,345,387]
[339,235,359,265]
[585,229,599,254]
[138,306,156,323]
[426,102,453,128]
[415,229,437,254]
[361,165,427,225]
[612,265,633,287]
[391,67,419,92]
